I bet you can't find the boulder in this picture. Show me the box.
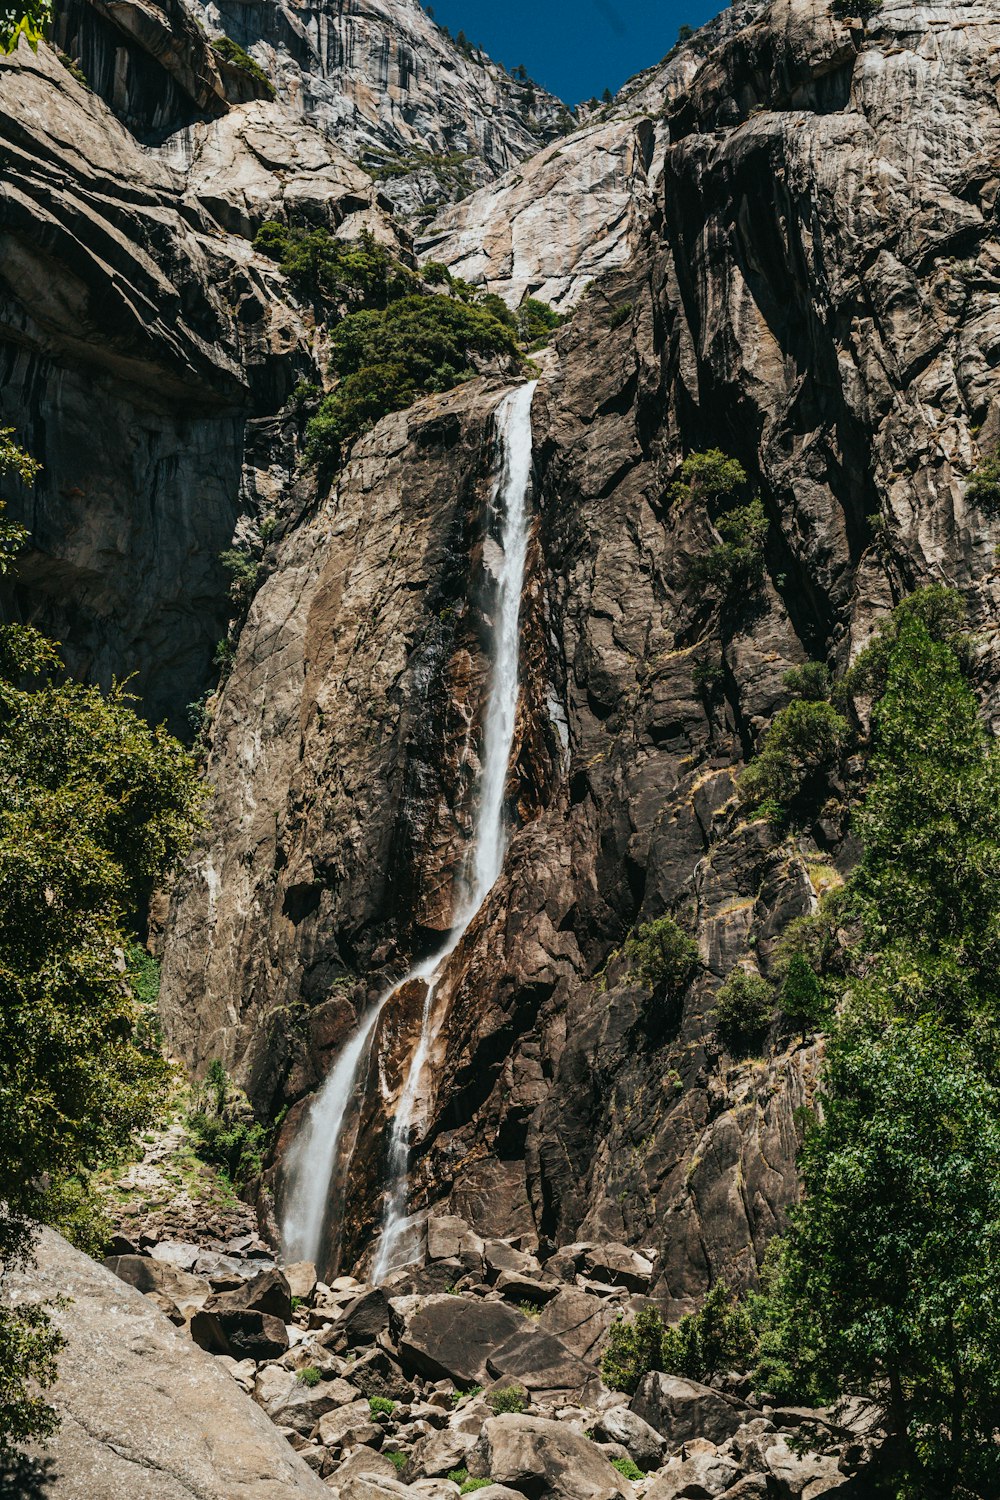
[205,1267,294,1323]
[143,1289,185,1325]
[315,1399,380,1447]
[327,1448,402,1488]
[484,1240,541,1281]
[395,1295,532,1387]
[104,1253,211,1309]
[407,1423,479,1478]
[631,1373,757,1447]
[538,1287,618,1362]
[191,1306,290,1361]
[645,1452,740,1498]
[592,1406,667,1470]
[267,1380,354,1435]
[471,1414,632,1500]
[485,1326,598,1402]
[341,1287,391,1346]
[426,1215,484,1264]
[762,1437,844,1495]
[494,1271,558,1306]
[150,1239,201,1271]
[285,1261,319,1302]
[409,1483,461,1500]
[582,1246,654,1293]
[460,1491,527,1500]
[7,1227,330,1497]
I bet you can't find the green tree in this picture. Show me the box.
[660,1282,756,1381]
[713,968,773,1050]
[756,1019,1000,1497]
[737,698,849,824]
[691,496,769,593]
[624,916,699,998]
[0,433,202,1452]
[669,448,746,508]
[601,1306,667,1395]
[779,953,830,1040]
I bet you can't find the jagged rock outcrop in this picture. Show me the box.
[184,0,572,221]
[7,1228,329,1498]
[418,119,657,311]
[158,0,1000,1306]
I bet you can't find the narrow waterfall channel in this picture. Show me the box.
[282,380,538,1278]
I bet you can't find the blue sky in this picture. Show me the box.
[425,0,723,104]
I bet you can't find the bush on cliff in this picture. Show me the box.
[624,915,699,1002]
[305,294,520,465]
[738,699,850,825]
[253,222,416,311]
[713,969,773,1050]
[0,432,202,1453]
[691,495,769,593]
[186,1061,269,1189]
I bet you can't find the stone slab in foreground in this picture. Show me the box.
[7,1227,329,1499]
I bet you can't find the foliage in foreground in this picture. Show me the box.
[0,0,49,52]
[758,593,1000,1497]
[0,432,202,1453]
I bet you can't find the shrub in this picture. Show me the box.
[737,699,850,820]
[518,296,567,346]
[601,1306,666,1395]
[832,0,882,22]
[486,1384,527,1415]
[306,295,519,465]
[692,658,724,694]
[660,1282,756,1381]
[369,1395,396,1415]
[780,953,830,1039]
[713,969,773,1048]
[126,943,161,1006]
[297,1366,322,1387]
[840,585,967,704]
[609,302,633,331]
[611,1457,644,1481]
[253,222,415,311]
[782,661,831,701]
[386,1452,408,1472]
[186,1063,269,1187]
[691,496,769,593]
[669,449,747,508]
[447,1469,470,1486]
[219,547,262,609]
[624,916,699,998]
[461,1483,491,1495]
[211,35,275,96]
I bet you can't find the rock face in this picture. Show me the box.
[155,0,1000,1309]
[0,25,401,730]
[418,119,657,311]
[7,1228,329,1498]
[184,0,572,221]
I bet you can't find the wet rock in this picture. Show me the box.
[471,1414,633,1500]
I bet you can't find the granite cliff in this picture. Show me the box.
[4,0,1000,1359]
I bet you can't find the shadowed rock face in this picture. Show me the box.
[0,29,401,732]
[158,0,1000,1302]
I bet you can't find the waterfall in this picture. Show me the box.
[280,380,538,1276]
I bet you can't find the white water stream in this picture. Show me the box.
[282,381,538,1277]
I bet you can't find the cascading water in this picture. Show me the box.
[281,380,538,1277]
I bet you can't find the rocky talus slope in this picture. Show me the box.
[182,0,571,221]
[22,1207,879,1497]
[159,0,1000,1305]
